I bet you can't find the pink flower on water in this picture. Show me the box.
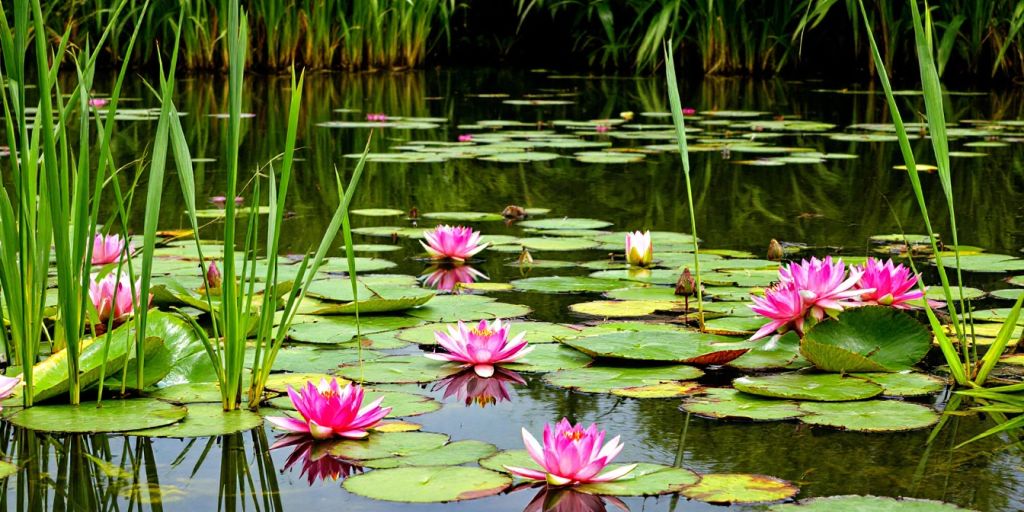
[625,231,653,267]
[88,98,109,108]
[749,281,808,341]
[272,435,364,485]
[595,124,610,133]
[92,233,132,265]
[426,319,533,378]
[206,261,222,289]
[210,195,244,208]
[778,256,867,321]
[422,264,488,292]
[420,225,488,262]
[433,367,525,407]
[505,419,637,486]
[0,375,21,410]
[853,258,926,308]
[366,113,389,122]
[682,107,696,115]
[266,379,390,440]
[458,134,474,142]
[89,273,150,327]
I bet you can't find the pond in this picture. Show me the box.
[4,68,1024,511]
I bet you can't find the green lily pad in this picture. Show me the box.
[351,208,405,217]
[343,466,510,503]
[502,344,593,372]
[733,373,883,401]
[518,237,600,252]
[149,382,225,403]
[304,283,435,314]
[577,463,699,496]
[853,372,946,396]
[363,440,497,468]
[574,152,645,164]
[352,244,403,252]
[935,253,1024,273]
[397,321,581,345]
[287,314,420,345]
[728,332,811,371]
[768,495,975,511]
[604,286,680,301]
[7,399,187,433]
[561,330,751,364]
[512,276,624,293]
[405,295,531,322]
[610,382,703,398]
[800,307,931,372]
[268,388,440,418]
[703,315,765,335]
[797,400,939,432]
[544,364,703,393]
[264,373,343,393]
[480,152,560,163]
[327,431,450,460]
[129,404,262,437]
[337,355,460,384]
[517,218,613,230]
[257,345,382,373]
[421,211,505,222]
[0,461,16,480]
[682,388,805,421]
[681,473,798,504]
[506,259,578,269]
[569,300,680,317]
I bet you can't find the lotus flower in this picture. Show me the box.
[778,256,868,321]
[210,195,244,208]
[421,264,487,292]
[426,318,533,377]
[682,107,696,115]
[595,124,610,133]
[505,419,637,486]
[749,281,808,341]
[206,261,222,289]
[89,273,149,327]
[523,487,629,512]
[458,134,474,142]
[366,113,389,121]
[624,231,653,267]
[420,225,488,262]
[433,367,525,407]
[0,375,22,410]
[266,379,390,440]
[853,258,925,308]
[91,233,132,265]
[272,435,364,485]
[88,98,109,108]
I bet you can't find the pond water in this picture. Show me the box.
[4,69,1024,511]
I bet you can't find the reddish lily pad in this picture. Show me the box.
[681,473,799,504]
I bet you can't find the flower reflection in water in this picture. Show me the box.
[272,435,364,485]
[421,263,488,293]
[432,367,525,407]
[522,486,629,512]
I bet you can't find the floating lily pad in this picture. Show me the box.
[352,244,403,252]
[703,315,765,335]
[149,382,225,403]
[287,315,421,344]
[575,152,645,164]
[800,307,931,372]
[544,364,704,393]
[304,283,435,314]
[343,466,510,503]
[682,388,805,421]
[264,373,344,393]
[935,253,1024,273]
[610,382,703,398]
[502,344,593,372]
[569,300,680,317]
[733,373,883,401]
[589,269,686,285]
[398,321,581,345]
[797,400,939,432]
[129,405,262,437]
[406,295,531,322]
[518,237,600,252]
[854,372,946,396]
[577,463,700,496]
[421,211,505,222]
[480,152,560,163]
[517,218,613,230]
[512,276,623,293]
[768,495,975,511]
[561,330,751,364]
[8,399,187,433]
[351,208,405,217]
[681,473,798,504]
[728,332,810,371]
[337,355,460,384]
[363,440,497,469]
[328,431,450,460]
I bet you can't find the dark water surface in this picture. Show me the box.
[3,69,1024,511]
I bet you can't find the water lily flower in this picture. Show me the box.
[272,435,364,485]
[767,238,784,261]
[433,367,525,407]
[749,281,808,341]
[421,225,488,262]
[210,195,244,208]
[518,247,534,266]
[675,267,696,297]
[778,256,867,321]
[682,107,696,115]
[505,419,637,486]
[853,258,925,308]
[624,231,653,267]
[92,233,132,265]
[206,261,222,289]
[595,124,610,133]
[366,113,389,122]
[458,134,474,142]
[0,375,22,410]
[89,273,150,327]
[422,264,488,292]
[426,318,533,378]
[267,379,390,440]
[88,98,109,108]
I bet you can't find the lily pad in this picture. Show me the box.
[681,473,799,504]
[797,400,939,432]
[577,463,699,496]
[363,440,497,468]
[7,399,187,433]
[569,300,680,317]
[733,373,883,401]
[682,388,805,421]
[351,208,405,217]
[518,237,600,252]
[517,218,613,230]
[768,495,975,511]
[561,330,751,364]
[398,321,581,345]
[328,431,450,461]
[853,372,946,396]
[129,404,262,437]
[337,355,460,384]
[421,211,505,222]
[501,344,593,372]
[343,466,510,503]
[406,295,531,322]
[728,332,811,371]
[512,276,624,293]
[543,364,704,393]
[304,283,435,314]
[287,315,421,344]
[800,307,931,372]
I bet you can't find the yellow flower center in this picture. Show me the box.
[471,327,494,337]
[563,430,586,442]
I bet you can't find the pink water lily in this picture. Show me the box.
[433,367,525,407]
[0,375,21,410]
[682,107,696,115]
[272,435,364,485]
[625,231,653,267]
[458,134,474,142]
[595,124,610,133]
[206,261,223,289]
[366,113,389,122]
[421,264,487,292]
[426,318,533,377]
[421,225,488,262]
[505,419,637,486]
[778,256,868,321]
[266,379,390,440]
[524,487,629,512]
[89,273,149,328]
[853,258,925,308]
[92,233,132,265]
[749,281,808,341]
[210,195,244,207]
[88,98,109,108]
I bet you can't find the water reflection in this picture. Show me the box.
[433,368,525,407]
[273,435,363,486]
[421,264,488,293]
[520,486,629,512]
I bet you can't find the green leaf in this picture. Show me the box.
[800,307,931,372]
[343,466,510,503]
[733,373,882,402]
[7,399,187,433]
[768,495,975,511]
[797,400,939,432]
[363,440,497,468]
[544,364,703,393]
[128,404,261,437]
[682,388,805,421]
[327,432,449,460]
[681,473,798,504]
[561,330,751,364]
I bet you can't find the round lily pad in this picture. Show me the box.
[561,330,751,364]
[287,315,421,345]
[149,382,225,403]
[611,382,704,398]
[352,244,402,252]
[681,388,805,421]
[343,466,510,503]
[577,463,699,496]
[398,321,581,345]
[129,404,262,437]
[351,208,405,217]
[569,300,680,317]
[544,364,703,393]
[800,307,931,372]
[797,400,939,432]
[421,211,505,222]
[406,295,531,322]
[768,495,975,511]
[853,372,946,397]
[337,355,460,384]
[512,276,624,293]
[362,440,498,469]
[264,373,344,393]
[328,431,450,461]
[728,332,810,371]
[517,218,613,230]
[518,237,600,252]
[733,373,883,401]
[501,344,593,372]
[575,152,645,164]
[681,473,798,504]
[7,399,187,433]
[480,152,560,163]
